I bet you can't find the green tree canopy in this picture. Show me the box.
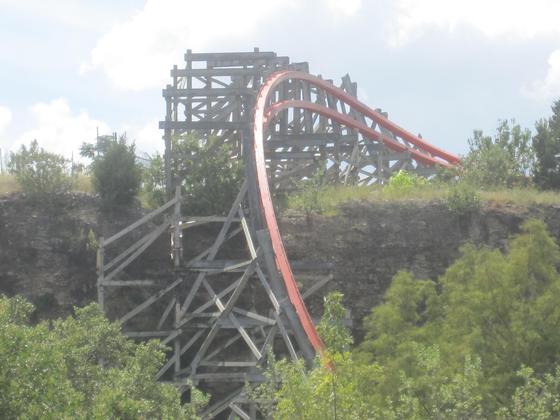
[81,134,142,208]
[461,119,534,188]
[357,219,560,414]
[8,139,73,200]
[142,133,243,215]
[533,99,560,189]
[0,296,207,419]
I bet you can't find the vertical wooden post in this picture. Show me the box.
[173,185,182,377]
[96,236,105,311]
[174,301,181,376]
[172,185,182,268]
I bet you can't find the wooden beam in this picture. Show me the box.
[159,121,247,130]
[101,280,155,287]
[162,87,254,97]
[104,197,176,246]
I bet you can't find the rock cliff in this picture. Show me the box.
[1,193,559,339]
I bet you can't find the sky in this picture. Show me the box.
[1,0,559,161]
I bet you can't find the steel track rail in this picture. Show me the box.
[252,71,460,355]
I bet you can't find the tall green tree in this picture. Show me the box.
[81,134,142,208]
[461,120,534,188]
[357,219,560,413]
[533,100,560,189]
[142,133,243,214]
[0,295,208,419]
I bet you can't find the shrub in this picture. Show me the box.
[461,120,534,188]
[446,182,481,216]
[141,134,244,215]
[291,173,328,216]
[8,140,73,200]
[533,100,560,190]
[81,134,141,208]
[141,152,166,209]
[0,296,208,418]
[384,170,427,197]
[174,134,243,215]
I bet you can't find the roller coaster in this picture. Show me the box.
[96,49,459,419]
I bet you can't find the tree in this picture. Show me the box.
[252,292,485,419]
[142,133,243,215]
[0,295,207,418]
[8,140,73,200]
[141,152,166,208]
[461,120,534,188]
[81,134,142,208]
[533,100,560,189]
[496,365,560,419]
[250,292,384,419]
[357,219,560,413]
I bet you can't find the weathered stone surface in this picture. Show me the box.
[279,201,560,341]
[0,193,147,319]
[1,192,559,341]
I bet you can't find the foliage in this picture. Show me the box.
[533,100,560,190]
[174,134,243,215]
[445,182,481,216]
[8,140,73,200]
[384,170,427,197]
[317,291,353,353]
[496,365,560,419]
[288,172,329,216]
[141,134,243,214]
[251,291,488,419]
[86,228,98,251]
[249,292,383,419]
[461,120,534,188]
[0,295,207,419]
[357,219,560,414]
[141,151,167,208]
[81,134,142,208]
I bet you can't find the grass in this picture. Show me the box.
[73,175,93,194]
[479,188,560,206]
[0,174,20,196]
[285,183,560,216]
[0,174,93,197]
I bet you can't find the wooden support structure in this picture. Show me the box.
[97,49,459,419]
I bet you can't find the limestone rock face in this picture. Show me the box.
[1,192,559,340]
[0,193,146,319]
[278,202,560,341]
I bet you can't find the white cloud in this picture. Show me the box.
[0,106,12,136]
[16,98,109,158]
[327,0,362,16]
[123,118,163,156]
[81,0,299,90]
[388,0,560,47]
[523,49,560,100]
[0,0,120,31]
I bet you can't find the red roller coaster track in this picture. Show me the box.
[253,70,460,355]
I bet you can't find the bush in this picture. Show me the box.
[175,134,243,215]
[384,170,427,197]
[0,296,208,418]
[141,134,244,215]
[533,100,560,190]
[291,173,328,216]
[82,134,141,208]
[8,140,73,200]
[461,120,534,188]
[141,153,166,209]
[446,182,481,216]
